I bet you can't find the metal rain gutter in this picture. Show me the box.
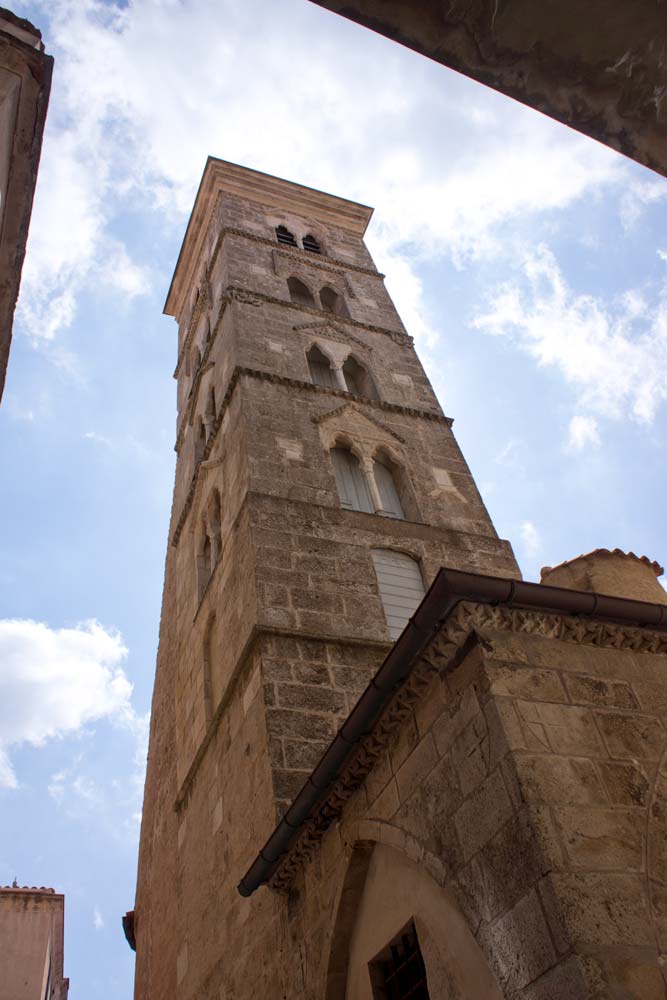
[237,567,667,897]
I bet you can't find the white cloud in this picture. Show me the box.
[16,0,625,348]
[0,618,134,788]
[620,177,667,230]
[473,244,667,426]
[566,415,601,452]
[3,398,35,422]
[520,520,542,557]
[93,906,104,930]
[84,430,114,449]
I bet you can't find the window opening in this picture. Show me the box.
[342,356,377,398]
[276,225,297,247]
[302,233,321,253]
[371,550,425,639]
[209,489,222,564]
[195,418,207,464]
[320,285,346,316]
[331,447,373,513]
[197,532,212,602]
[373,459,405,519]
[369,922,430,1000]
[288,276,315,307]
[370,922,429,1000]
[205,385,216,437]
[307,345,337,388]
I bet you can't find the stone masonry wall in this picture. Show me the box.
[135,168,523,1000]
[279,620,667,999]
[143,607,667,999]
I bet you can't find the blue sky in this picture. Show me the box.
[1,0,666,996]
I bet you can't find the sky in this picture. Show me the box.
[1,0,666,995]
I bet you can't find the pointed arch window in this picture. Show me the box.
[276,225,297,247]
[302,234,321,254]
[195,418,207,464]
[373,458,405,519]
[307,345,337,389]
[320,286,347,317]
[371,550,426,639]
[205,385,216,437]
[288,277,315,307]
[208,489,222,565]
[342,356,377,399]
[330,447,373,513]
[197,531,212,602]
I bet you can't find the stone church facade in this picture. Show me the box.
[131,160,667,999]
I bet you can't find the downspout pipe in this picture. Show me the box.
[238,567,667,897]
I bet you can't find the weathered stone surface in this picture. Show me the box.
[135,159,667,1000]
[555,806,645,870]
[595,710,665,760]
[480,889,556,991]
[306,0,667,179]
[596,759,652,807]
[513,754,609,806]
[454,770,514,862]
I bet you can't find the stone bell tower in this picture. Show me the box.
[132,159,519,998]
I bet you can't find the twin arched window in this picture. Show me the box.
[307,345,378,398]
[194,385,217,466]
[302,234,321,254]
[276,225,298,247]
[276,226,321,253]
[197,489,222,602]
[195,418,207,464]
[288,278,348,317]
[287,277,315,307]
[320,286,346,316]
[331,447,406,520]
[307,345,339,389]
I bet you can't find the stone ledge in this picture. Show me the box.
[218,226,382,278]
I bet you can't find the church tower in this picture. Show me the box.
[132,160,520,998]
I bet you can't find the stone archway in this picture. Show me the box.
[325,839,504,1000]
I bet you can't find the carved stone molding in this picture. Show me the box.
[174,283,210,376]
[294,320,372,354]
[224,283,412,345]
[268,600,667,890]
[212,225,383,279]
[174,299,229,450]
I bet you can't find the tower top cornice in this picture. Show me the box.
[165,157,374,319]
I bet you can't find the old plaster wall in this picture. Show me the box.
[0,887,68,1000]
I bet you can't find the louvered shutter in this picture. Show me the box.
[372,549,425,639]
[331,448,373,513]
[307,348,337,389]
[373,460,405,519]
[309,359,337,387]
